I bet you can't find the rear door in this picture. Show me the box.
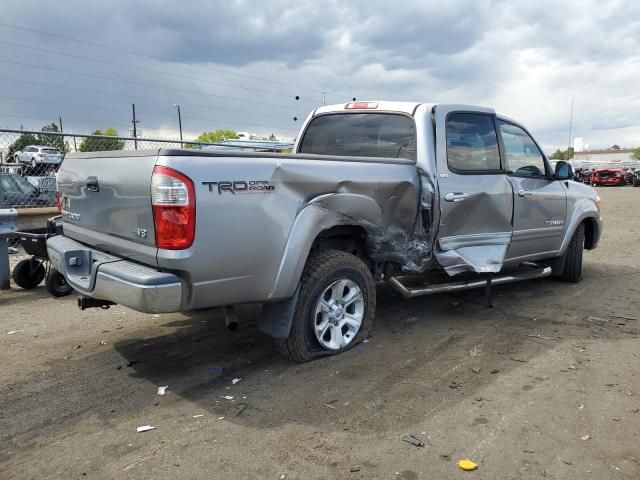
[497,120,567,260]
[433,106,514,275]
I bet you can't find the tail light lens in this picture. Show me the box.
[56,191,61,213]
[151,165,195,250]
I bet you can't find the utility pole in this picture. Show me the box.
[58,116,63,132]
[131,104,139,150]
[322,90,326,106]
[567,100,574,160]
[174,104,183,147]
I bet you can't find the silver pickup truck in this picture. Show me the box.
[48,101,602,361]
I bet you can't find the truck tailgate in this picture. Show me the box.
[56,151,159,266]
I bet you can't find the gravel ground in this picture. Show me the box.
[1,186,639,479]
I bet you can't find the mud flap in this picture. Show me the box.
[260,285,300,338]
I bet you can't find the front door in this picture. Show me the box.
[433,106,514,275]
[497,120,567,261]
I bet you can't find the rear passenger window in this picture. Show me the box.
[446,113,501,172]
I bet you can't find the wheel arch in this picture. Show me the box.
[267,193,383,301]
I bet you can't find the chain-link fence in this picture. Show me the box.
[0,128,292,271]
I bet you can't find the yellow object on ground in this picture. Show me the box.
[457,459,478,471]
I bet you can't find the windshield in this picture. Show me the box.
[298,113,417,160]
[2,175,38,194]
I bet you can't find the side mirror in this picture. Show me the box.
[555,161,573,180]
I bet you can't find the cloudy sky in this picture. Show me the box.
[0,0,639,151]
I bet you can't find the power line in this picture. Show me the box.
[0,76,298,119]
[0,58,310,111]
[0,94,297,131]
[0,40,324,103]
[0,22,347,99]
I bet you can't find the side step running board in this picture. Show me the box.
[387,262,552,299]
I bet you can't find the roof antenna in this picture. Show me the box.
[567,99,574,160]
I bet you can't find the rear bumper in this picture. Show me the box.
[47,235,183,313]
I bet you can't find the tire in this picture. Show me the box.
[275,249,376,363]
[12,259,46,289]
[556,223,585,283]
[45,269,73,297]
[633,178,640,187]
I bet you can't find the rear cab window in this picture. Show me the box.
[446,113,502,173]
[298,113,417,161]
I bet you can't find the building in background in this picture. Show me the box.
[573,148,635,163]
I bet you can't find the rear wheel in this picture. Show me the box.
[275,249,375,363]
[45,269,73,297]
[556,223,585,283]
[12,259,46,289]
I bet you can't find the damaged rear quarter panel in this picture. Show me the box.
[156,154,421,307]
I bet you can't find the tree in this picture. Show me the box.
[194,129,239,144]
[611,144,621,150]
[632,148,640,161]
[79,128,125,152]
[550,147,574,160]
[269,133,277,141]
[36,123,69,154]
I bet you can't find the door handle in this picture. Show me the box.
[444,192,468,202]
[518,189,533,197]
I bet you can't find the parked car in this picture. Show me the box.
[13,145,62,173]
[0,173,57,208]
[48,101,603,362]
[589,163,626,186]
[633,169,640,187]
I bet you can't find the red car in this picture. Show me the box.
[590,164,626,186]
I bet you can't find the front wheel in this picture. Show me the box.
[555,223,585,283]
[275,249,376,363]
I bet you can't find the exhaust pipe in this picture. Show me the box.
[388,262,552,299]
[223,305,239,331]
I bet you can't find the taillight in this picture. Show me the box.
[151,165,195,250]
[56,191,61,213]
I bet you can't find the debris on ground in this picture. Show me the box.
[232,378,242,385]
[193,414,204,418]
[220,395,234,400]
[581,434,591,440]
[209,366,224,373]
[457,459,478,471]
[136,425,156,433]
[470,367,481,374]
[7,331,16,335]
[609,314,637,321]
[99,340,107,345]
[510,357,528,363]
[356,346,365,352]
[350,466,361,472]
[157,386,168,395]
[490,369,500,374]
[402,435,424,447]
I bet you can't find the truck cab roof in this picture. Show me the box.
[314,101,497,117]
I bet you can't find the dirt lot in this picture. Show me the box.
[1,187,639,479]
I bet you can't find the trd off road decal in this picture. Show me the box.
[202,180,275,195]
